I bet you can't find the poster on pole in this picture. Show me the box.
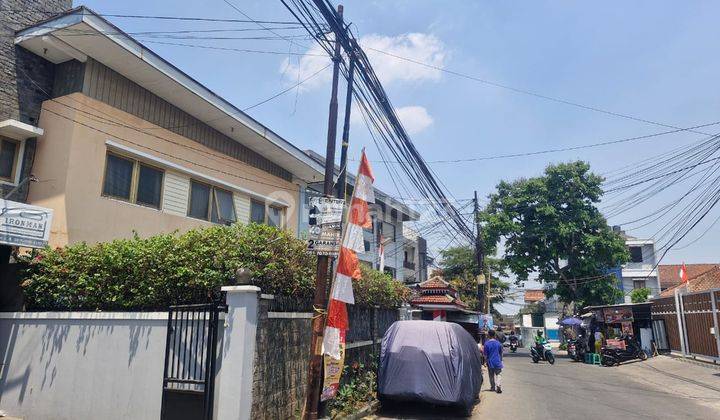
[320,329,346,401]
[0,199,53,248]
[307,197,344,256]
[478,313,494,332]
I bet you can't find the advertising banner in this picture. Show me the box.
[307,197,344,256]
[603,306,633,323]
[0,200,53,248]
[320,329,346,401]
[479,313,494,332]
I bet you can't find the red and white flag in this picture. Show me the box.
[322,151,375,360]
[679,262,689,283]
[378,234,385,272]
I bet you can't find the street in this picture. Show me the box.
[371,349,720,420]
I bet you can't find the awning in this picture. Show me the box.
[0,119,44,140]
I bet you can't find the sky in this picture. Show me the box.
[75,1,720,312]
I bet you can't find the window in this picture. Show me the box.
[102,153,164,208]
[382,222,396,241]
[188,180,236,224]
[629,246,643,263]
[250,200,265,224]
[633,280,646,290]
[267,205,285,228]
[0,139,20,182]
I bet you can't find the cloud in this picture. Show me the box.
[395,105,434,135]
[280,32,447,89]
[350,104,434,136]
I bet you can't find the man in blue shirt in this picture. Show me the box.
[483,329,504,394]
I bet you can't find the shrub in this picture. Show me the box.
[20,223,316,311]
[327,362,377,419]
[353,265,411,308]
[630,287,651,303]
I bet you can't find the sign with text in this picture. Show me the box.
[603,306,633,323]
[479,313,494,332]
[321,329,346,401]
[307,197,344,256]
[0,200,53,248]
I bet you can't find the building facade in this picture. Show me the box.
[401,225,428,285]
[619,236,661,302]
[4,6,327,248]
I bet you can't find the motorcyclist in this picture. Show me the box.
[508,330,519,343]
[534,330,548,355]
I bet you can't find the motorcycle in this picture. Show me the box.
[567,337,588,362]
[530,342,555,364]
[509,338,519,353]
[601,338,648,366]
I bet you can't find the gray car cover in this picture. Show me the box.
[378,320,483,408]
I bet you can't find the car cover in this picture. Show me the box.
[378,320,483,408]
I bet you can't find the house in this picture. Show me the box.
[301,150,420,281]
[401,225,429,285]
[659,266,720,298]
[519,288,561,341]
[410,276,473,321]
[612,226,661,302]
[3,5,328,248]
[658,263,719,291]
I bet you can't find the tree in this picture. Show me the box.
[439,245,510,317]
[479,161,628,308]
[630,287,651,303]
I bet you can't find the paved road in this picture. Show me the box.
[370,348,720,420]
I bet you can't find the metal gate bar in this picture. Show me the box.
[160,303,225,420]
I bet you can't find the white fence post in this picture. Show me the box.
[674,287,687,356]
[710,289,720,359]
[215,286,260,420]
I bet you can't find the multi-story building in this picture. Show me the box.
[3,5,328,247]
[301,151,420,281]
[401,225,428,285]
[613,226,661,302]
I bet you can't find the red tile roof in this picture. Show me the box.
[411,294,454,305]
[660,266,720,297]
[524,289,545,303]
[418,276,451,289]
[658,264,719,289]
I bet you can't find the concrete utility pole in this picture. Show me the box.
[473,190,486,313]
[304,5,343,420]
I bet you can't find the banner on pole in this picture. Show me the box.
[320,329,346,401]
[307,197,344,256]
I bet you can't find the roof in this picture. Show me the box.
[524,289,545,303]
[410,294,468,308]
[418,276,451,289]
[303,150,420,221]
[658,264,719,289]
[660,266,720,297]
[15,7,325,182]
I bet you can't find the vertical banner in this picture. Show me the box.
[320,329,347,401]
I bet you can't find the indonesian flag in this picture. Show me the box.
[378,234,385,272]
[322,151,375,360]
[679,263,688,283]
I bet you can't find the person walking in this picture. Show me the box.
[484,329,504,394]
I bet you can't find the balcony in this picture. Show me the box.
[403,260,415,270]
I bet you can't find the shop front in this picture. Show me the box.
[584,303,654,353]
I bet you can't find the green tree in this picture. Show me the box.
[479,161,628,308]
[439,245,509,316]
[630,287,651,303]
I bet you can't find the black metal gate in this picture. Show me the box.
[160,303,225,420]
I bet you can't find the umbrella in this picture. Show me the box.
[558,317,583,326]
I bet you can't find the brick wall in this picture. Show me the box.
[250,299,399,419]
[0,0,72,200]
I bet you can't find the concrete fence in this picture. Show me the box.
[0,286,401,420]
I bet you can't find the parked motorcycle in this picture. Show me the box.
[530,342,555,364]
[601,338,648,366]
[567,337,588,362]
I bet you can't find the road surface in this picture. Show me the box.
[370,348,720,420]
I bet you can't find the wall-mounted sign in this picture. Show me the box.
[603,307,633,324]
[307,197,344,256]
[0,200,53,248]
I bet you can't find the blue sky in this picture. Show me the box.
[78,1,720,302]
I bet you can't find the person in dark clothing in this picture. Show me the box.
[495,326,506,344]
[484,329,504,393]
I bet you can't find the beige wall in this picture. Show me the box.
[28,94,301,247]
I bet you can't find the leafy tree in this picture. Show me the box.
[479,161,628,308]
[630,287,651,303]
[439,245,510,316]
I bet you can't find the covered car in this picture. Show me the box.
[378,320,483,411]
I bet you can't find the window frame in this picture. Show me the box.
[633,279,646,290]
[629,246,643,263]
[0,138,22,184]
[187,180,238,225]
[267,204,286,228]
[101,151,165,209]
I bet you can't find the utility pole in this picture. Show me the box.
[473,190,485,313]
[336,43,355,200]
[304,5,344,420]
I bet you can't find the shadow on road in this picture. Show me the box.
[375,400,475,419]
